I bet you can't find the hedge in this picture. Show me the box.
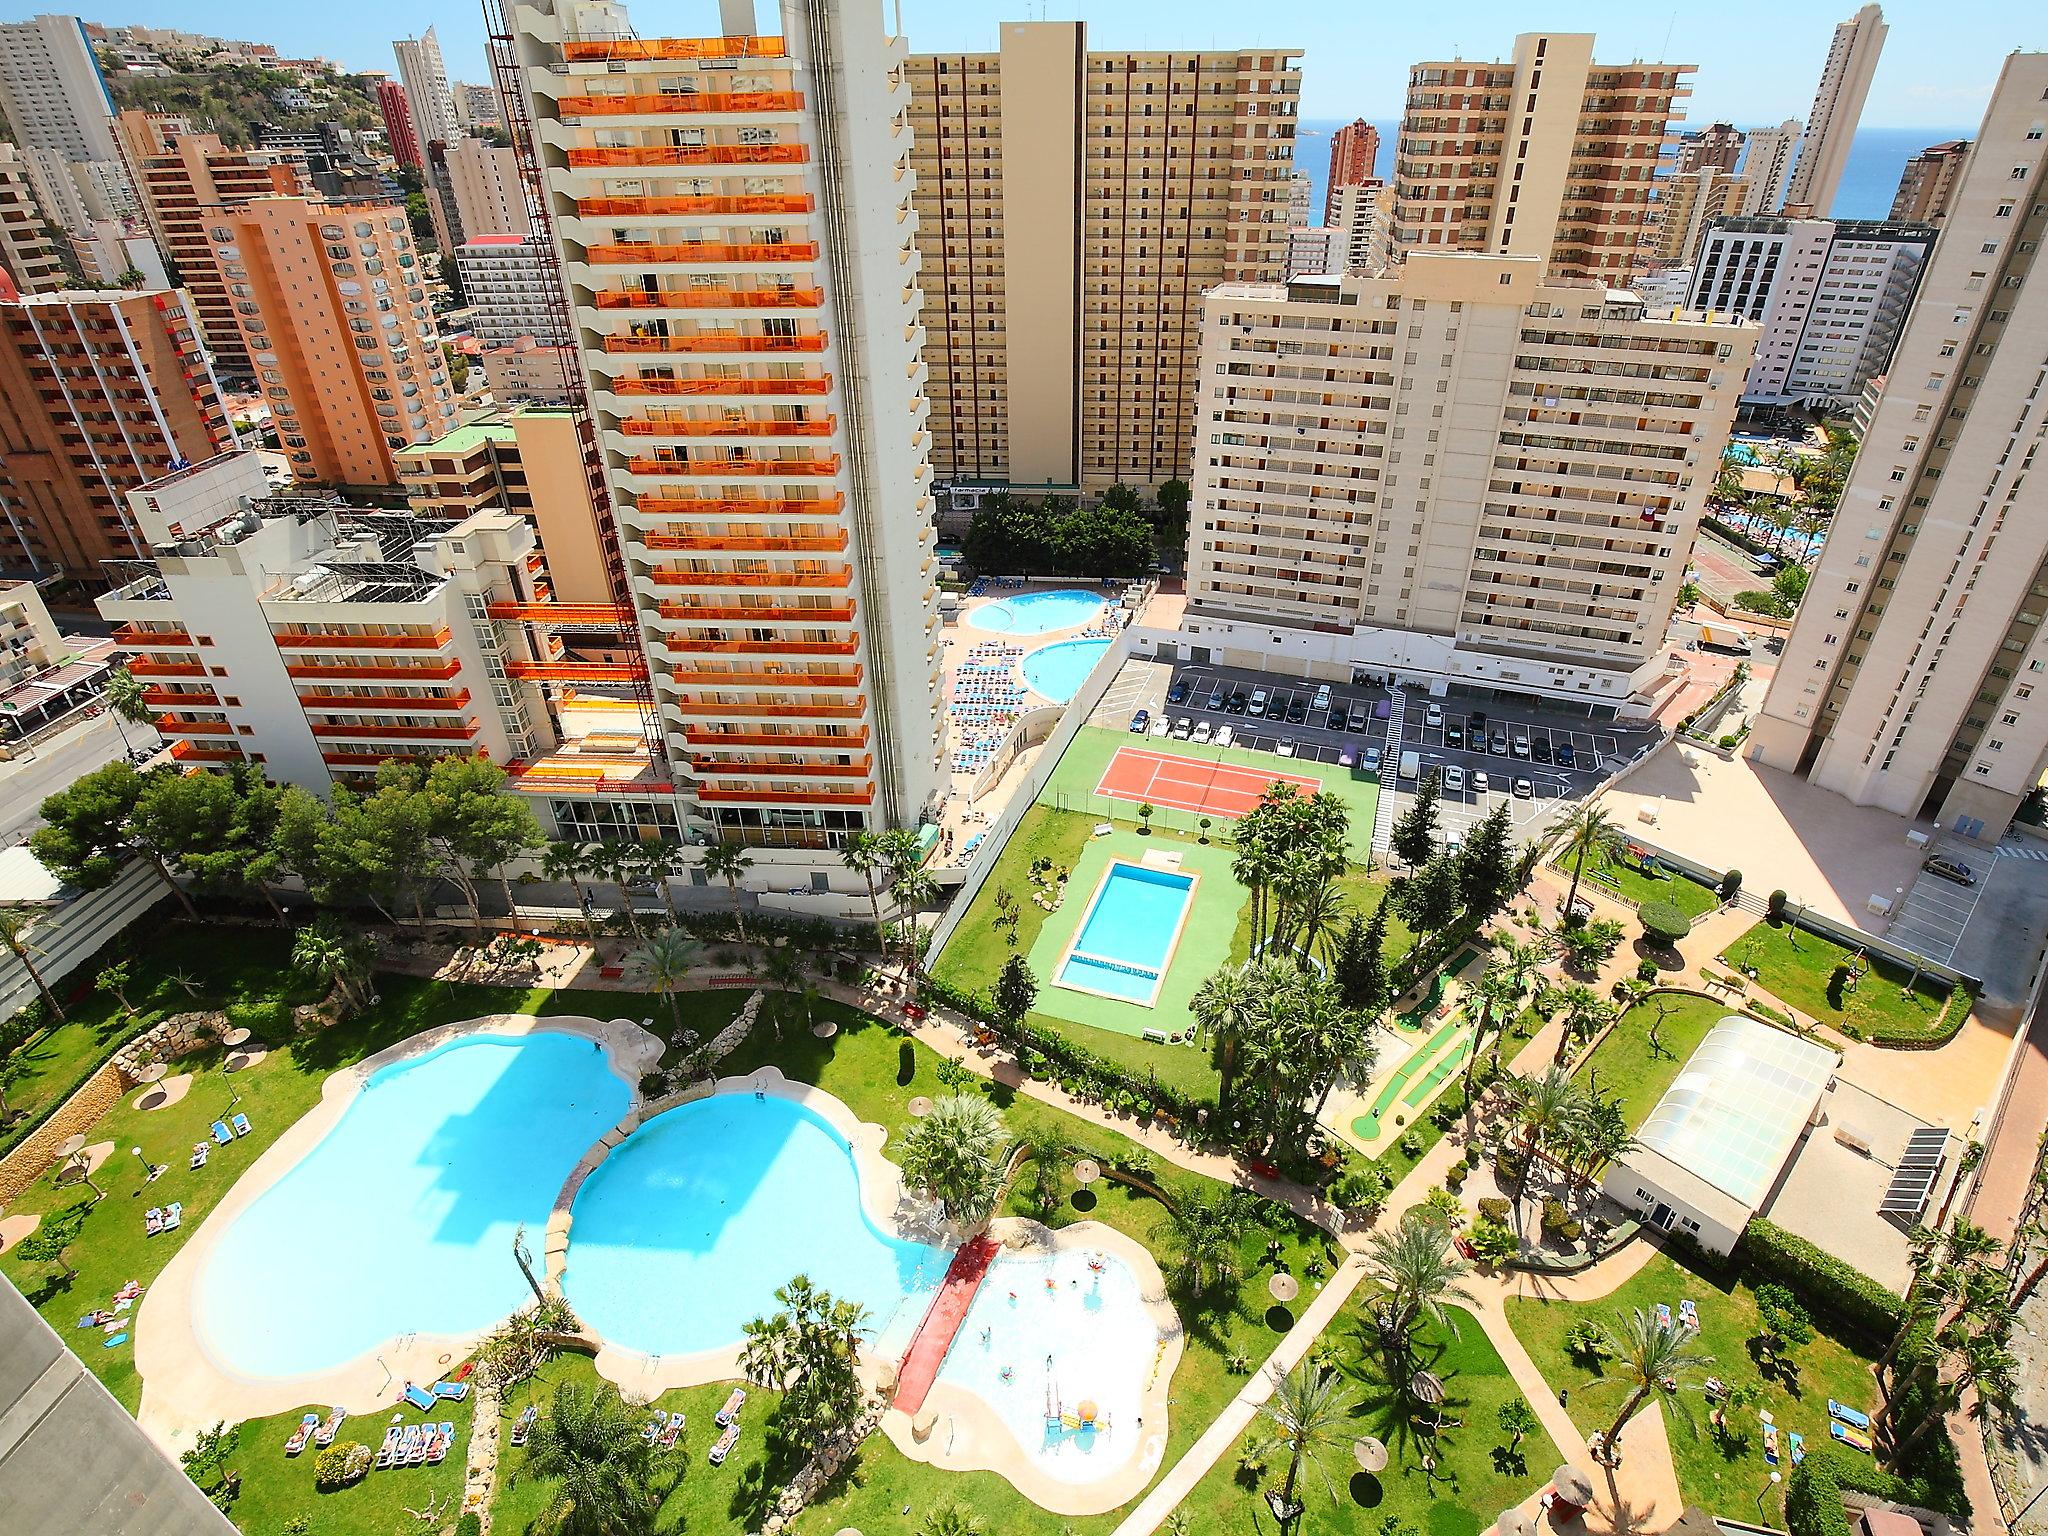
[1739,1217,1905,1341]
[1785,1446,1966,1536]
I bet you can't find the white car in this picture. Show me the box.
[1150,715,1171,737]
[1513,777,1533,798]
[1513,736,1532,758]
[1215,725,1235,748]
[1192,720,1214,744]
[1276,738,1297,757]
[1312,684,1332,711]
[1472,770,1489,795]
[1443,764,1465,792]
[1425,701,1444,727]
[1171,716,1194,739]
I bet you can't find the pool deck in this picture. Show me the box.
[880,1215,1185,1519]
[132,1012,662,1451]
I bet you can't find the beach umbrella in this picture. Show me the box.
[1554,1464,1595,1506]
[1353,1437,1389,1473]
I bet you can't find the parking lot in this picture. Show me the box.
[1105,658,1663,852]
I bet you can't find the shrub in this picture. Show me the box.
[1740,1217,1905,1340]
[1636,959,1660,982]
[1718,733,1740,749]
[1786,1447,1967,1536]
[1719,868,1743,901]
[1827,961,1853,1009]
[458,1518,483,1536]
[1469,1216,1519,1264]
[1421,1186,1466,1228]
[1768,889,1788,921]
[1538,1198,1581,1241]
[1477,1196,1511,1224]
[314,1441,372,1490]
[1756,1281,1816,1345]
[1637,900,1692,946]
[1564,1317,1609,1365]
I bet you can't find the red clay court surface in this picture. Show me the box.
[1096,746,1324,819]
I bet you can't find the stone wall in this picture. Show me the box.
[109,1011,226,1079]
[0,1063,125,1204]
[757,1395,888,1535]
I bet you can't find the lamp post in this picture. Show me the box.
[1757,1469,1782,1518]
[512,1222,545,1304]
[130,1145,155,1181]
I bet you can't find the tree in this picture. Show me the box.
[900,1094,1007,1226]
[1498,1397,1540,1452]
[699,842,755,945]
[418,757,546,936]
[589,841,647,943]
[1457,801,1521,921]
[1395,850,1463,935]
[516,1379,660,1536]
[1549,803,1625,925]
[1637,900,1691,948]
[1553,918,1626,973]
[1879,1218,2018,1466]
[840,828,893,959]
[0,905,63,1022]
[290,917,374,1011]
[179,1420,242,1511]
[992,953,1037,1028]
[635,928,700,1034]
[543,842,600,940]
[1258,1362,1355,1531]
[739,1275,870,1448]
[1502,1066,1590,1198]
[96,961,135,1015]
[103,663,151,729]
[1192,963,1258,1114]
[1464,965,1524,1092]
[1390,771,1441,867]
[15,1200,88,1284]
[1552,983,1617,1066]
[1156,477,1191,529]
[1360,1209,1476,1364]
[629,839,681,925]
[1332,900,1391,1017]
[1592,1306,1714,1461]
[32,761,197,918]
[919,1505,989,1536]
[1156,1189,1257,1298]
[891,867,941,983]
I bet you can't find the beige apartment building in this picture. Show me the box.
[1784,5,1887,217]
[443,136,530,239]
[1890,139,1970,223]
[1392,34,1692,285]
[0,141,66,293]
[1182,254,1754,705]
[204,195,457,488]
[903,22,1301,493]
[1648,168,1748,268]
[1750,55,2048,847]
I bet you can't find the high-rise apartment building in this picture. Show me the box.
[904,22,1301,492]
[1327,180,1391,274]
[1325,118,1380,223]
[1284,225,1338,279]
[1392,35,1692,284]
[444,136,531,239]
[1740,120,1802,213]
[453,235,570,347]
[454,82,504,132]
[0,14,137,233]
[375,78,422,170]
[1689,216,1933,412]
[393,28,461,154]
[1182,255,1754,704]
[126,124,304,374]
[0,287,234,579]
[1784,6,1887,216]
[66,214,163,288]
[1648,169,1748,268]
[0,141,66,293]
[1286,171,1313,229]
[1675,121,1745,176]
[508,0,945,878]
[422,139,466,255]
[1750,53,2048,846]
[1891,140,1971,223]
[203,196,457,488]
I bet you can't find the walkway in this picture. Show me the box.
[894,1234,998,1415]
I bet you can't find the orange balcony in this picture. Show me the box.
[561,36,788,61]
[643,531,847,554]
[585,241,818,265]
[285,659,464,681]
[659,636,861,655]
[593,287,823,310]
[321,749,473,767]
[614,376,831,397]
[114,625,193,648]
[271,628,451,650]
[125,659,205,677]
[602,333,827,354]
[657,600,855,623]
[636,495,844,519]
[484,602,634,624]
[621,417,835,439]
[647,567,852,588]
[577,194,814,218]
[692,756,872,778]
[557,91,804,116]
[567,144,808,169]
[504,659,651,682]
[627,456,840,477]
[297,690,472,711]
[168,739,243,763]
[310,721,481,741]
[138,686,218,708]
[663,666,862,689]
[667,698,865,718]
[695,785,874,807]
[683,727,869,749]
[157,717,232,735]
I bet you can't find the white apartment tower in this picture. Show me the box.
[394,27,462,151]
[1740,120,1803,214]
[1328,180,1391,274]
[1784,6,1887,216]
[1182,256,1755,705]
[1751,55,2048,847]
[507,0,942,883]
[0,14,137,232]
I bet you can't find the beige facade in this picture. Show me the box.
[1393,34,1692,285]
[904,24,1301,492]
[1784,6,1887,217]
[1740,120,1802,213]
[0,141,65,293]
[1183,255,1754,704]
[0,578,62,689]
[1649,168,1748,268]
[1750,53,2048,847]
[1328,180,1391,274]
[479,337,574,405]
[444,136,530,239]
[1890,140,1970,223]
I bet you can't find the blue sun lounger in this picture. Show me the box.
[231,1113,252,1137]
[211,1121,234,1145]
[402,1382,436,1412]
[432,1380,469,1401]
[1828,1399,1871,1430]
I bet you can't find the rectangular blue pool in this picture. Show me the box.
[1054,861,1196,1006]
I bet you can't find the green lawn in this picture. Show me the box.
[1185,1304,1561,1536]
[1577,853,1720,921]
[1506,1246,1883,1523]
[1572,994,1734,1133]
[1719,919,1961,1043]
[214,1388,477,1534]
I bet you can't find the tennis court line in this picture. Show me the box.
[1094,747,1322,818]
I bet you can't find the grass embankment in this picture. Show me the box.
[1721,919,1961,1044]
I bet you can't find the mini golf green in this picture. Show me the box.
[1350,1016,1467,1139]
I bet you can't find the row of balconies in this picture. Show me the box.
[591,286,823,310]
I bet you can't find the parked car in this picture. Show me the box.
[1192,720,1214,744]
[1363,745,1382,772]
[1446,724,1465,749]
[1128,709,1150,733]
[1349,706,1372,732]
[1227,691,1249,714]
[1468,710,1488,734]
[1172,716,1194,739]
[1215,725,1235,748]
[1276,739,1297,757]
[1443,765,1466,793]
[1312,684,1333,711]
[1248,687,1269,715]
[1206,685,1227,710]
[1425,701,1444,728]
[1472,770,1489,795]
[1513,778,1533,799]
[1531,737,1553,763]
[1166,680,1189,704]
[1490,732,1509,755]
[1923,855,1976,886]
[1265,694,1287,720]
[1556,742,1576,767]
[1150,715,1171,737]
[1512,736,1531,759]
[1325,707,1347,730]
[1285,700,1308,724]
[1337,745,1356,768]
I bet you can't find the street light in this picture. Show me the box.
[1757,1469,1782,1517]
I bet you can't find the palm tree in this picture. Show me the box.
[1463,965,1523,1092]
[1592,1306,1715,1462]
[1361,1208,1477,1362]
[1286,877,1349,969]
[1503,1066,1589,1200]
[1191,964,1258,1116]
[634,928,700,1035]
[762,948,804,1038]
[900,1094,1008,1227]
[1549,803,1625,925]
[632,839,681,924]
[699,842,754,945]
[542,842,599,941]
[592,840,645,943]
[0,905,63,1021]
[290,919,373,1011]
[918,1506,988,1536]
[100,663,152,754]
[1155,1190,1256,1298]
[516,1378,660,1536]
[891,868,940,989]
[1552,983,1617,1066]
[840,828,891,960]
[738,1275,870,1444]
[1259,1362,1355,1532]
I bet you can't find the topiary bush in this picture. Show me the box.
[1638,900,1691,946]
[1477,1196,1511,1224]
[1636,959,1660,982]
[457,1517,483,1536]
[1768,888,1788,921]
[1719,868,1743,901]
[314,1441,372,1490]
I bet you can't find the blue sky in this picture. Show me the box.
[34,0,2029,128]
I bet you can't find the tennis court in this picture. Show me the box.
[1096,746,1323,820]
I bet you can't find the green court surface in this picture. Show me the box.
[1022,828,1249,1041]
[1038,727,1379,862]
[1351,1014,1468,1139]
[1405,1038,1471,1106]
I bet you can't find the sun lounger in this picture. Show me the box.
[1829,1421,1873,1453]
[714,1388,746,1427]
[191,1143,209,1169]
[1679,1299,1700,1331]
[511,1404,538,1447]
[642,1415,664,1446]
[161,1202,181,1231]
[708,1420,742,1466]
[285,1413,319,1456]
[1789,1432,1805,1465]
[408,1426,429,1467]
[432,1379,469,1401]
[231,1113,252,1137]
[659,1412,684,1450]
[402,1382,436,1413]
[1655,1302,1673,1330]
[376,1427,402,1469]
[1763,1423,1780,1464]
[144,1208,164,1235]
[427,1424,451,1464]
[211,1121,233,1145]
[316,1408,345,1447]
[1828,1399,1871,1430]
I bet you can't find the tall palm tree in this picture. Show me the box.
[632,839,681,924]
[542,842,598,941]
[1592,1306,1715,1462]
[1361,1208,1477,1362]
[699,842,754,945]
[1192,964,1257,1115]
[290,919,373,1011]
[1463,966,1523,1092]
[1155,1190,1257,1298]
[516,1378,660,1536]
[1287,878,1349,969]
[1233,841,1275,958]
[1503,1066,1590,1200]
[1259,1362,1355,1532]
[738,1275,870,1444]
[0,905,63,1021]
[891,868,941,987]
[592,840,645,943]
[1549,803,1625,925]
[839,828,891,959]
[1552,983,1617,1066]
[635,928,700,1035]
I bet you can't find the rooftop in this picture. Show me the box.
[407,416,518,457]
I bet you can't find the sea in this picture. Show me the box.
[1293,119,1976,225]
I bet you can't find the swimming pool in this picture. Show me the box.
[1023,637,1112,704]
[561,1093,950,1360]
[945,1245,1160,1484]
[970,588,1105,636]
[1055,861,1196,1006]
[192,1031,630,1380]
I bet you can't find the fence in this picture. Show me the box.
[1038,784,1247,843]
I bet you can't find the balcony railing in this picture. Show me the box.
[646,567,852,588]
[113,625,193,647]
[157,717,232,735]
[297,690,472,711]
[602,332,827,354]
[682,727,869,749]
[576,193,813,218]
[561,36,788,61]
[139,687,219,708]
[503,659,651,682]
[484,602,634,624]
[657,600,855,623]
[270,628,451,650]
[643,531,847,554]
[666,698,865,718]
[692,756,872,777]
[168,740,242,763]
[635,494,844,517]
[663,666,862,689]
[695,785,874,806]
[284,660,464,681]
[626,455,840,477]
[321,749,473,767]
[309,721,481,740]
[566,144,808,168]
[659,636,860,655]
[593,287,823,311]
[557,91,804,116]
[613,376,830,397]
[620,417,835,438]
[584,241,818,265]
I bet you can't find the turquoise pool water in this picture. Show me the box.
[971,588,1105,635]
[1056,862,1195,1005]
[1023,637,1112,703]
[193,1032,629,1380]
[561,1093,950,1358]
